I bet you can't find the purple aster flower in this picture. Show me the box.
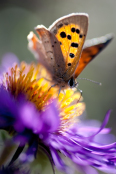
[0,62,116,174]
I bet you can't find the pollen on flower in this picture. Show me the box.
[59,89,85,130]
[4,62,56,110]
[3,62,85,131]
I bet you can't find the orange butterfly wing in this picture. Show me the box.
[49,13,88,81]
[74,33,114,78]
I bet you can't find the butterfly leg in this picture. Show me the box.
[48,84,57,92]
[42,77,52,82]
[58,87,62,97]
[77,88,83,103]
[74,79,79,88]
[48,85,62,97]
[37,77,52,82]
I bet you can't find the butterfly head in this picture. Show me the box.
[68,77,78,88]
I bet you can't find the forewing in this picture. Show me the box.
[35,25,65,77]
[49,13,88,80]
[27,31,54,74]
[74,33,114,78]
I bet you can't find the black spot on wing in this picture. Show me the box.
[58,23,63,28]
[67,35,71,40]
[69,53,75,58]
[71,27,76,33]
[79,34,83,38]
[71,42,78,48]
[76,29,80,34]
[68,63,71,66]
[60,32,66,38]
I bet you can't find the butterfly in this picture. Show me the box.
[27,13,113,91]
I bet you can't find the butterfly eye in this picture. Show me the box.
[68,77,76,88]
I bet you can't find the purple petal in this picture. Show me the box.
[88,110,111,139]
[39,101,60,133]
[77,165,99,174]
[50,147,73,174]
[0,85,18,127]
[15,100,40,132]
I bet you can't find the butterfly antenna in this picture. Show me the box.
[78,77,102,86]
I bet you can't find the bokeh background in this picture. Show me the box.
[0,0,116,173]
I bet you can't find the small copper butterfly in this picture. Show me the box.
[27,13,113,90]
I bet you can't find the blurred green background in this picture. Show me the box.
[0,0,116,174]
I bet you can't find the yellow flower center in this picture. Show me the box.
[4,62,85,131]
